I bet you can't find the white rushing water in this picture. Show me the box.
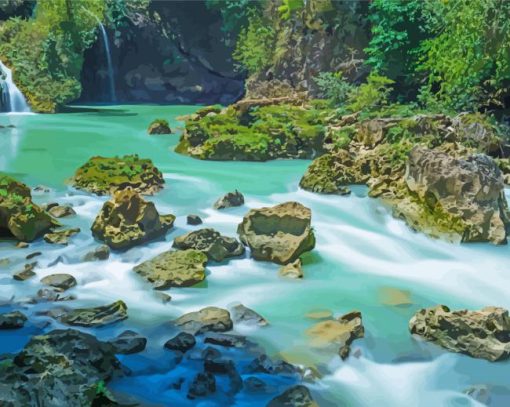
[98,22,116,102]
[0,60,31,113]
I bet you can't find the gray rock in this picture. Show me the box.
[82,245,110,262]
[36,288,76,302]
[0,311,27,329]
[109,330,147,354]
[409,305,510,361]
[187,214,203,225]
[231,304,268,326]
[12,262,37,281]
[267,385,317,407]
[213,190,244,210]
[40,273,77,291]
[247,354,297,376]
[172,228,245,262]
[204,333,247,348]
[174,306,233,335]
[164,332,196,352]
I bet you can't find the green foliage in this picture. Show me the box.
[205,0,260,33]
[233,12,275,75]
[347,74,395,113]
[278,0,304,20]
[0,0,105,112]
[314,72,354,106]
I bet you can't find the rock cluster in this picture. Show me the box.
[238,201,315,264]
[91,188,174,250]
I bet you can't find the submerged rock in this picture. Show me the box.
[187,214,203,225]
[0,329,121,406]
[409,305,510,361]
[91,188,175,250]
[71,154,165,195]
[279,258,303,279]
[204,333,247,348]
[148,119,172,135]
[187,372,216,399]
[82,244,110,262]
[109,330,147,354]
[237,201,315,264]
[173,228,245,261]
[267,385,317,407]
[214,190,245,209]
[0,174,58,242]
[231,304,268,326]
[0,310,27,329]
[12,262,37,281]
[174,306,233,335]
[164,332,196,352]
[306,310,364,359]
[40,273,77,291]
[133,249,207,289]
[247,354,297,376]
[43,227,80,245]
[50,300,128,327]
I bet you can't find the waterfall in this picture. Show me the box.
[98,22,116,102]
[0,60,30,113]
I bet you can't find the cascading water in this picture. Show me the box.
[0,60,30,113]
[98,22,116,102]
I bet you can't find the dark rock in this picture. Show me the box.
[82,245,110,261]
[26,251,42,260]
[204,333,247,348]
[40,273,77,291]
[12,262,37,281]
[187,372,216,399]
[187,214,203,225]
[231,304,268,326]
[50,300,128,327]
[244,377,268,393]
[237,201,315,264]
[109,330,147,354]
[409,305,510,361]
[202,346,222,361]
[148,119,172,135]
[91,188,174,250]
[172,228,245,262]
[43,228,80,245]
[164,332,196,353]
[213,190,244,210]
[204,357,236,375]
[173,306,233,335]
[267,385,317,407]
[0,311,27,329]
[170,377,185,390]
[247,354,297,376]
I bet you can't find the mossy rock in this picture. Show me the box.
[71,155,164,196]
[0,173,58,241]
[148,119,172,135]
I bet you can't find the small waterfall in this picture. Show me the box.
[0,60,30,113]
[97,22,116,102]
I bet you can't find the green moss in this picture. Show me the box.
[72,155,164,195]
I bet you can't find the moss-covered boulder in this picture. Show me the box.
[148,119,172,135]
[173,228,245,262]
[49,300,128,328]
[71,155,164,195]
[237,201,315,264]
[176,103,330,161]
[133,249,207,289]
[91,188,175,250]
[0,174,58,241]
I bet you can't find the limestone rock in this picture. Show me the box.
[409,305,510,361]
[214,190,244,209]
[174,306,233,335]
[91,188,174,250]
[40,273,77,291]
[231,304,268,326]
[279,258,303,279]
[47,204,76,218]
[50,300,128,327]
[82,245,110,262]
[173,228,245,262]
[43,228,80,245]
[148,119,172,135]
[0,311,27,329]
[237,201,315,264]
[267,385,317,407]
[133,249,207,289]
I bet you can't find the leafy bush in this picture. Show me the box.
[347,73,395,113]
[314,72,354,106]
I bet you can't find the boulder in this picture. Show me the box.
[91,188,175,250]
[133,249,207,289]
[204,333,247,348]
[267,385,317,407]
[409,305,510,361]
[50,300,128,328]
[0,329,121,406]
[246,354,297,375]
[174,306,233,335]
[164,332,196,352]
[71,155,165,195]
[187,214,203,225]
[12,262,37,281]
[237,201,315,264]
[148,119,172,135]
[172,228,245,262]
[213,190,244,209]
[187,372,216,399]
[82,245,110,262]
[0,174,58,242]
[47,204,76,218]
[0,311,27,329]
[396,147,509,244]
[109,330,147,354]
[40,273,77,291]
[43,228,80,245]
[279,258,303,279]
[306,310,364,359]
[231,304,268,326]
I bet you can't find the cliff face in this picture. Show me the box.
[79,1,245,105]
